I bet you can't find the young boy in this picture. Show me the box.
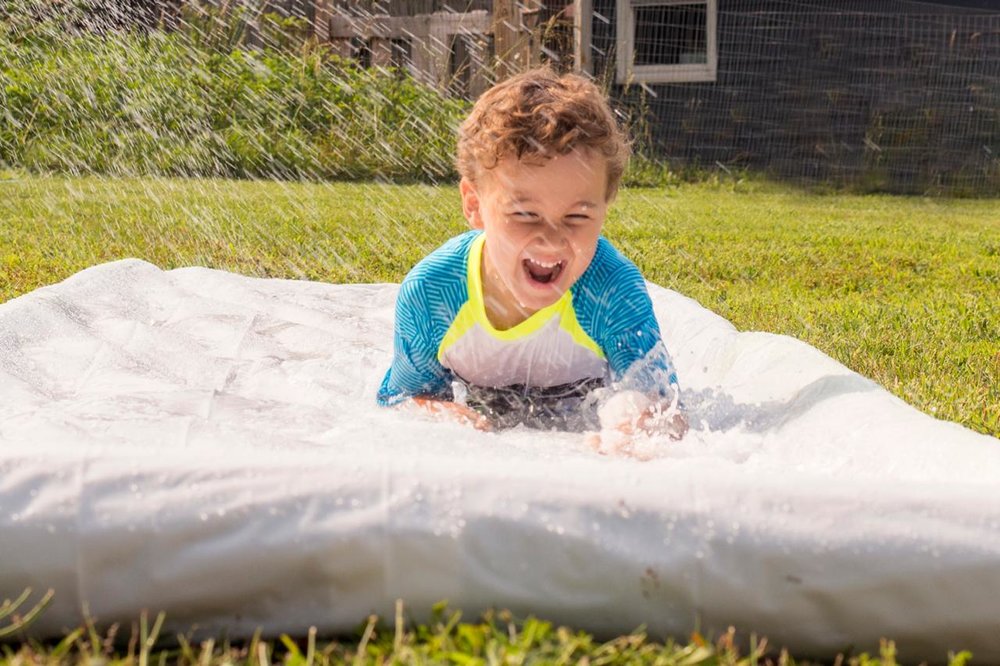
[377,67,687,446]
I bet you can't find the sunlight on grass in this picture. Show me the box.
[0,595,979,666]
[1,175,995,437]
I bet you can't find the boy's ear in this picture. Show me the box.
[460,177,484,230]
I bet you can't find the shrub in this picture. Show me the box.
[0,8,469,183]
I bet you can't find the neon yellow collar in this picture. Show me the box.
[467,234,571,339]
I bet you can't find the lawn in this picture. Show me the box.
[1,172,997,437]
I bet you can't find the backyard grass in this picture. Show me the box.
[0,597,976,666]
[1,172,997,437]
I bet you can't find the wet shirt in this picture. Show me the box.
[377,230,678,411]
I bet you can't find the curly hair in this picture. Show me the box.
[456,67,631,200]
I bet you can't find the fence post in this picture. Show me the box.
[523,0,541,68]
[407,14,434,87]
[573,0,592,74]
[313,0,332,42]
[493,0,517,79]
[493,0,544,79]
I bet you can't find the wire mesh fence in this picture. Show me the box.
[594,0,1000,194]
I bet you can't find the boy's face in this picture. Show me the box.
[460,148,610,326]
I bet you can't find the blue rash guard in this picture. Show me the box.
[377,230,679,416]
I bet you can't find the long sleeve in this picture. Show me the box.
[377,277,452,406]
[573,238,680,399]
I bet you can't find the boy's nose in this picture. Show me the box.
[538,221,566,247]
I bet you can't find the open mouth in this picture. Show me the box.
[523,258,565,285]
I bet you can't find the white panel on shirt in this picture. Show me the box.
[439,316,607,388]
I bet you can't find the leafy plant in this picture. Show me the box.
[174,0,267,54]
[0,14,469,182]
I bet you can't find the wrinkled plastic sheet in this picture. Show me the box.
[2,259,998,661]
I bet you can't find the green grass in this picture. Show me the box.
[1,172,997,437]
[610,180,1000,438]
[0,598,976,666]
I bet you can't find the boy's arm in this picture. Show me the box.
[378,277,492,430]
[377,280,452,407]
[602,331,688,442]
[589,258,687,441]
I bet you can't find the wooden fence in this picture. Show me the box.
[321,9,494,97]
[311,0,568,97]
[55,0,568,97]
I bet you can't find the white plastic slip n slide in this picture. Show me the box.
[1,259,998,661]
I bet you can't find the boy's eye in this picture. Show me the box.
[510,211,539,221]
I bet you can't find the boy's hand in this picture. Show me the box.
[633,403,689,440]
[408,397,493,432]
[587,390,687,459]
[599,390,687,439]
